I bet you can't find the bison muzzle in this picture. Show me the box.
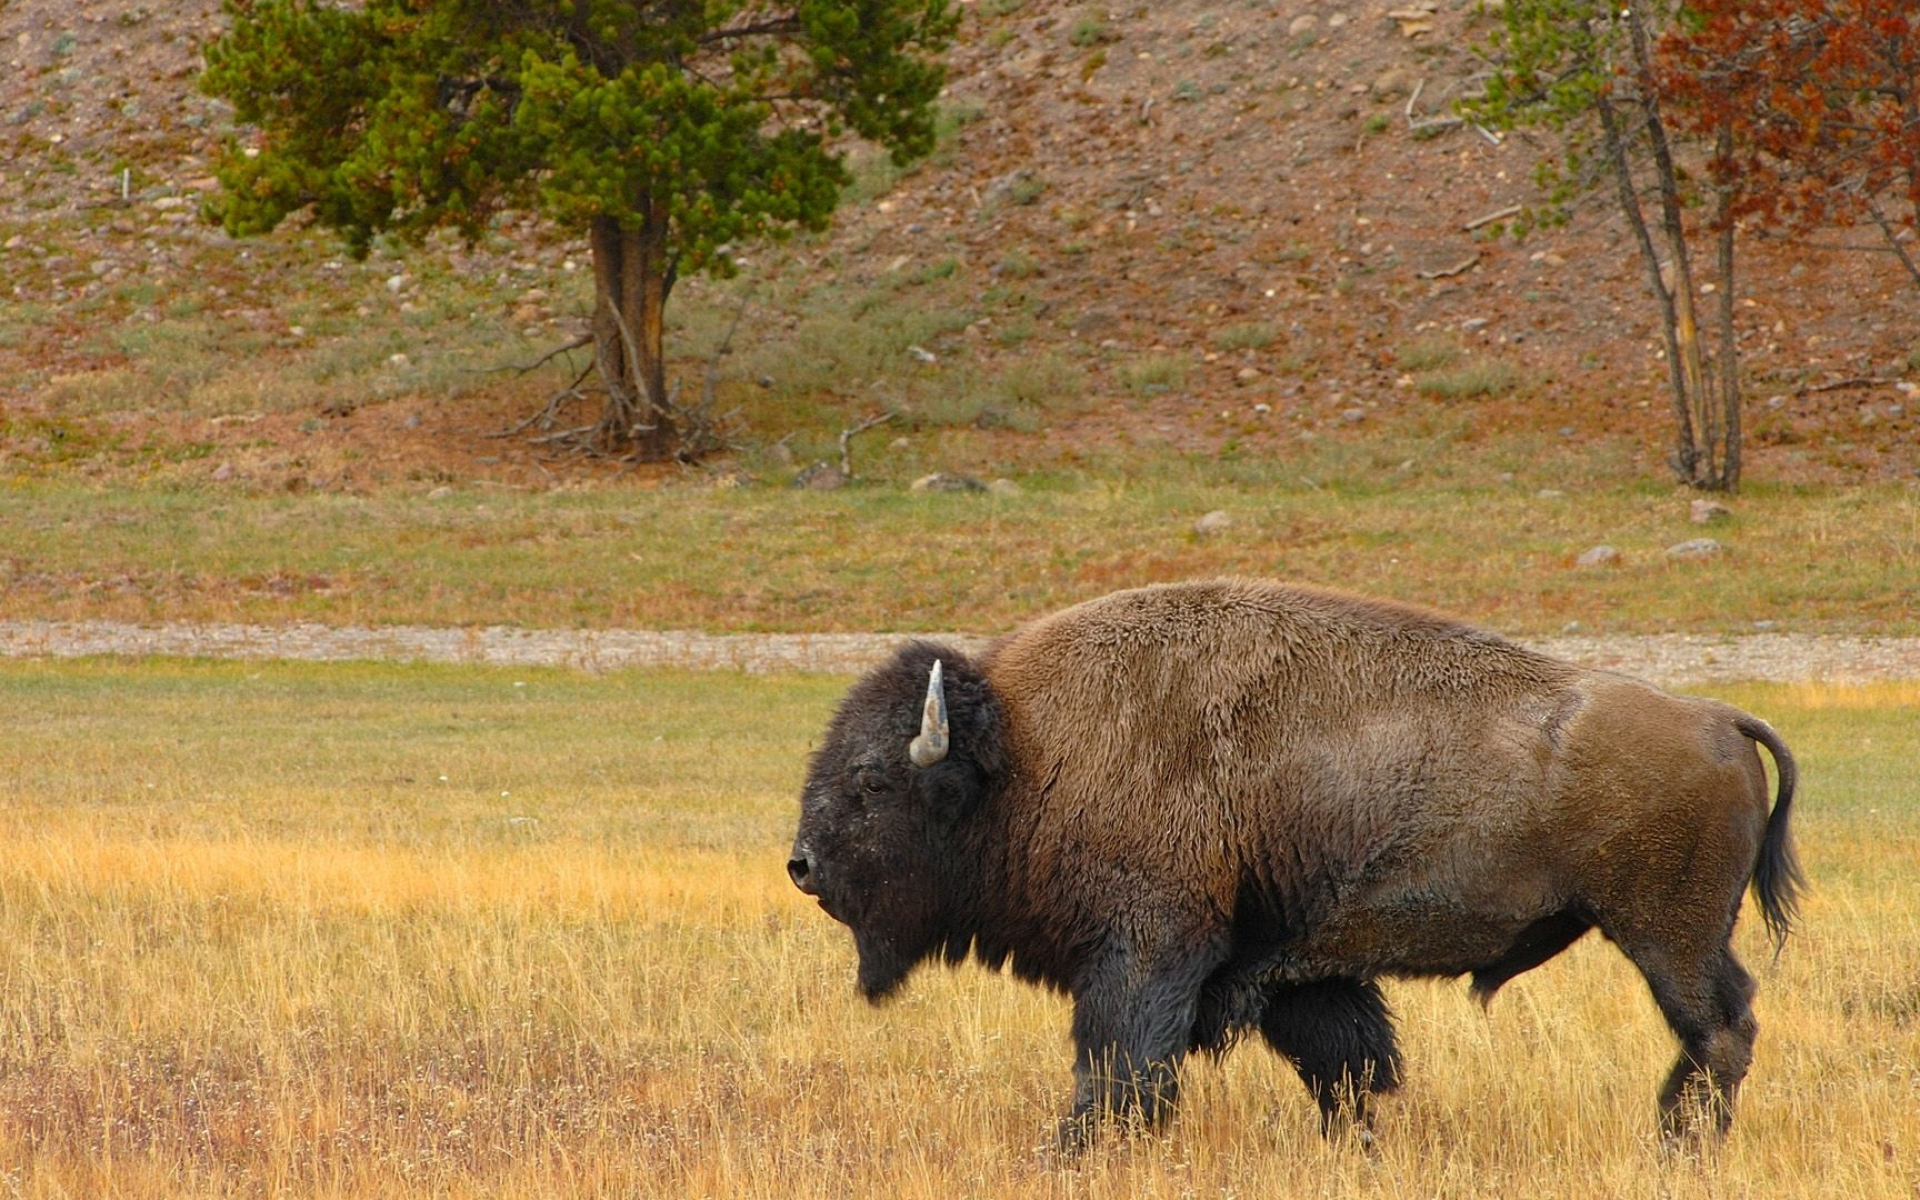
[788,580,1802,1148]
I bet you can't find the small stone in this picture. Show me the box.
[988,478,1023,497]
[210,461,234,482]
[1289,14,1319,36]
[1371,68,1414,99]
[386,274,407,292]
[388,352,410,367]
[1340,407,1368,423]
[1576,545,1619,568]
[1689,499,1732,524]
[909,472,986,493]
[888,437,911,451]
[1194,510,1234,536]
[1236,366,1262,383]
[1462,317,1490,332]
[1536,488,1564,500]
[1666,537,1723,561]
[795,462,849,490]
[428,485,454,499]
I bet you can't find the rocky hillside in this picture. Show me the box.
[3,0,1916,486]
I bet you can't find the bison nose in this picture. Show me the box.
[788,852,818,895]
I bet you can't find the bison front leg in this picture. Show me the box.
[1258,978,1402,1141]
[1056,942,1217,1153]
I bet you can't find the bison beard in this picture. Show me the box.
[789,580,1803,1150]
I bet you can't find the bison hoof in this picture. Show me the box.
[1051,1112,1098,1159]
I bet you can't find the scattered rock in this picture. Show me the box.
[427,485,454,499]
[1340,407,1368,424]
[1193,509,1233,536]
[1386,3,1437,36]
[1288,14,1319,36]
[1371,68,1415,99]
[1576,545,1620,568]
[1689,499,1732,524]
[795,462,849,490]
[1536,488,1564,500]
[910,472,987,493]
[210,461,234,482]
[988,478,1023,497]
[1666,538,1723,561]
[1071,309,1118,339]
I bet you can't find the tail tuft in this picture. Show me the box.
[1737,716,1803,952]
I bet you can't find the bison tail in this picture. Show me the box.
[1737,715,1805,953]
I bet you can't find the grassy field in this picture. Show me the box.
[1,660,1915,1198]
[3,469,1918,635]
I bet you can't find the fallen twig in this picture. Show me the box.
[1463,204,1522,232]
[1798,376,1896,395]
[487,361,596,439]
[529,423,598,446]
[838,411,898,479]
[477,334,592,377]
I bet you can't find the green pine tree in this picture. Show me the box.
[200,0,958,460]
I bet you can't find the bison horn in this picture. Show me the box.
[908,659,950,768]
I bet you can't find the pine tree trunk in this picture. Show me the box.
[587,207,678,460]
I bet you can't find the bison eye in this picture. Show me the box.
[856,770,888,797]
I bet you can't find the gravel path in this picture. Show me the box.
[3,620,1919,685]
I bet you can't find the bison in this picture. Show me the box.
[787,580,1801,1147]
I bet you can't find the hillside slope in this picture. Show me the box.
[2,0,1915,487]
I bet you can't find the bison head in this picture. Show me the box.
[789,642,1004,1001]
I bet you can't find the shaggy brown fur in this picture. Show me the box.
[789,580,1801,1148]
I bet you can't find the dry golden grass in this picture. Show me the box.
[0,662,1915,1198]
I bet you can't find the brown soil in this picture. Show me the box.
[2,0,1917,490]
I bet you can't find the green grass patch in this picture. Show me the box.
[1209,322,1280,352]
[1415,355,1527,399]
[1,471,1915,635]
[1396,335,1463,372]
[1119,352,1189,397]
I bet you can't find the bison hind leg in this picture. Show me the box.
[1258,978,1401,1138]
[1468,908,1594,1007]
[1642,948,1759,1142]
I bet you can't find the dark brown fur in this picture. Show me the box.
[789,580,1801,1147]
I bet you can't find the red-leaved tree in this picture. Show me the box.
[1660,0,1920,290]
